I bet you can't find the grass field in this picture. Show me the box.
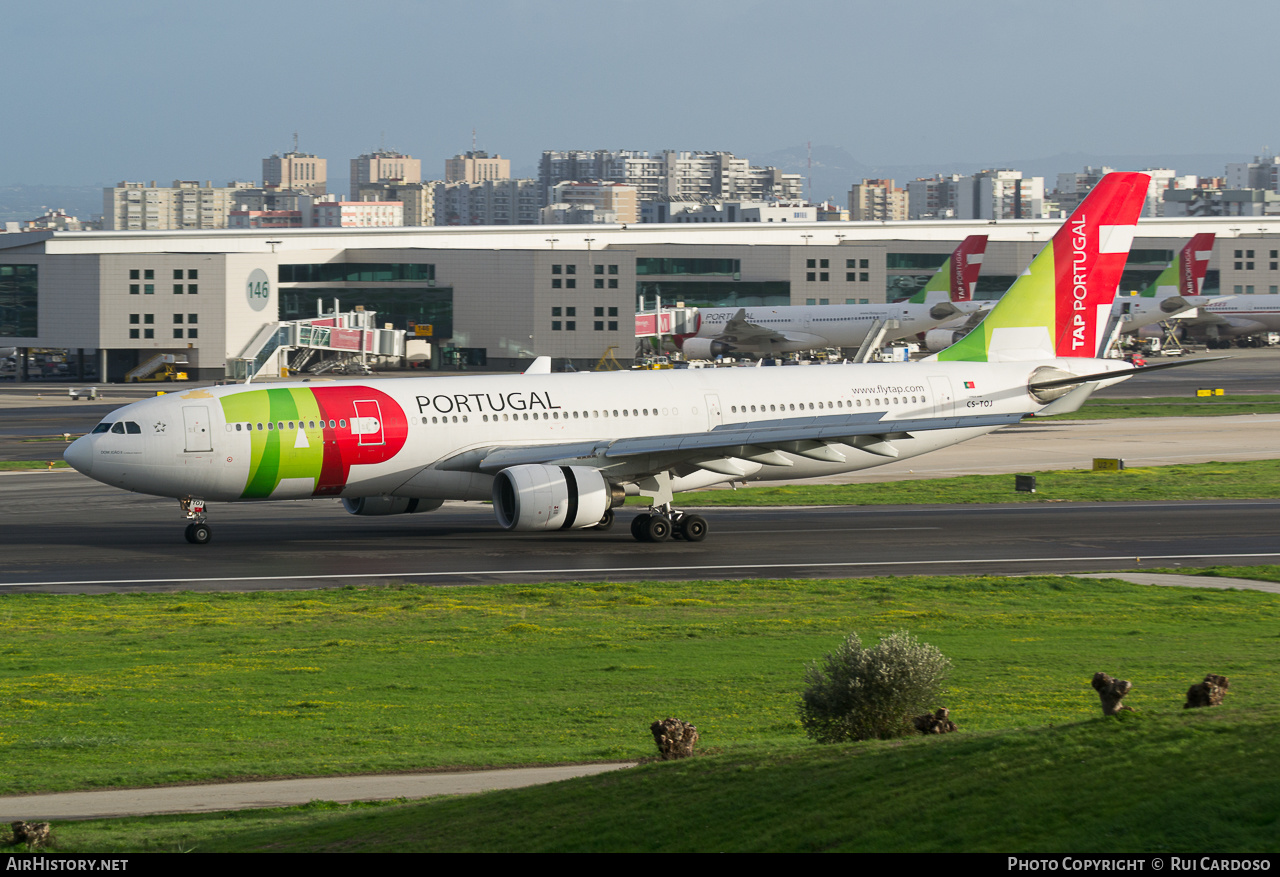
[3,575,1276,797]
[44,704,1280,853]
[678,459,1280,506]
[1044,394,1280,419]
[4,573,1276,853]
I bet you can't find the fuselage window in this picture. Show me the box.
[288,422,295,430]
[257,422,264,430]
[236,423,243,431]
[226,424,234,432]
[339,419,347,428]
[267,422,274,430]
[817,402,823,410]
[92,423,112,434]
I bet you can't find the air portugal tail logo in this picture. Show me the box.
[220,386,408,499]
[951,235,988,302]
[1052,173,1147,358]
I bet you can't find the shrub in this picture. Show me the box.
[799,630,951,743]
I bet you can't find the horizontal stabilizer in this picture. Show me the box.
[1027,356,1231,392]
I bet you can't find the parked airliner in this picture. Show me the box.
[66,174,1205,545]
[674,235,989,359]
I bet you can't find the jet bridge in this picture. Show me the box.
[229,308,405,381]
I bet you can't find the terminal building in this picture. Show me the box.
[4,216,1280,381]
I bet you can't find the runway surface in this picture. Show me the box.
[2,470,1277,593]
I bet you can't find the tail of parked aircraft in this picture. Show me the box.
[935,172,1150,363]
[912,234,988,304]
[1140,232,1215,299]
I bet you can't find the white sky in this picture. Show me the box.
[5,0,1275,187]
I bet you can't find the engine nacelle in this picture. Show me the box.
[923,328,967,353]
[679,337,734,359]
[492,465,620,531]
[342,496,444,516]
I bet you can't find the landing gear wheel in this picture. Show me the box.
[184,522,212,544]
[679,514,708,542]
[644,515,672,543]
[631,513,651,541]
[594,508,615,531]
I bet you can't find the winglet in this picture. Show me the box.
[523,356,552,375]
[938,172,1150,362]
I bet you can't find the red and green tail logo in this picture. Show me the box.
[938,172,1149,362]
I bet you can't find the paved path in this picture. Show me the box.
[0,763,636,821]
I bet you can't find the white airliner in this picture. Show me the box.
[1175,293,1280,347]
[65,173,1206,545]
[674,235,989,359]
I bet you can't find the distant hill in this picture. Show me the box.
[0,184,105,224]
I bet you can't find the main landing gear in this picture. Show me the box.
[630,507,708,543]
[181,496,211,544]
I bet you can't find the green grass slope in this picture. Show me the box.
[51,705,1280,853]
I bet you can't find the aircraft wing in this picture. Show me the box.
[433,409,1024,477]
[715,308,791,347]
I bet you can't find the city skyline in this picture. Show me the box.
[5,0,1276,191]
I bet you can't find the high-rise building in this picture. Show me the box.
[848,179,908,221]
[349,151,421,199]
[957,170,1046,220]
[103,181,257,231]
[263,151,327,196]
[542,181,638,224]
[538,150,802,210]
[435,180,540,225]
[445,151,511,184]
[907,174,963,220]
[356,181,437,226]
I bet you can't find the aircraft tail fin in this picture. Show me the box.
[937,172,1149,362]
[911,234,988,304]
[1140,232,1216,299]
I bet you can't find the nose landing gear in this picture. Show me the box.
[181,497,211,544]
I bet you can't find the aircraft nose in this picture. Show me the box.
[64,435,94,477]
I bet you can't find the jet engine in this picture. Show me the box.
[678,337,734,359]
[342,497,444,516]
[492,465,622,531]
[923,328,968,353]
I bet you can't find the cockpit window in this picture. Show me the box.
[92,423,112,434]
[110,422,125,434]
[125,422,141,434]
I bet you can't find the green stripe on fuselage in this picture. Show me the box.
[220,388,324,498]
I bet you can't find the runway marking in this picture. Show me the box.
[4,552,1280,589]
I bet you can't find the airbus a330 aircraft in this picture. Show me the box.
[66,174,1200,545]
[1176,292,1280,346]
[1114,232,1216,335]
[674,235,989,359]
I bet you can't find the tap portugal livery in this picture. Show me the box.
[66,174,1204,545]
[676,235,988,359]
